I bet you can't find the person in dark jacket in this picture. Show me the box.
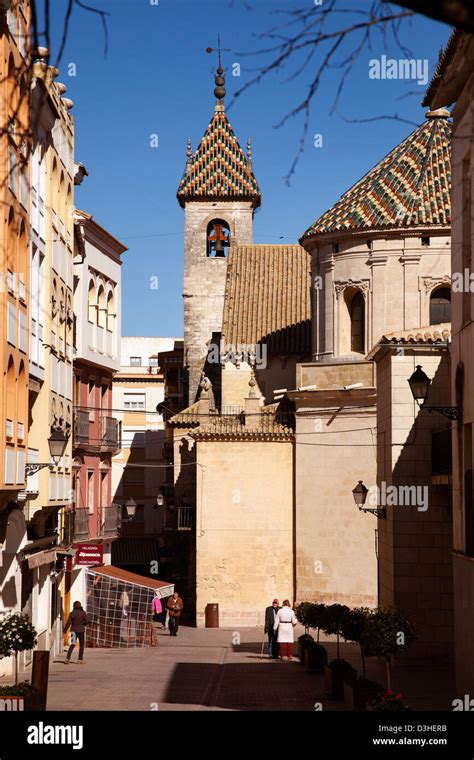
[264,599,280,659]
[167,592,184,636]
[64,601,89,663]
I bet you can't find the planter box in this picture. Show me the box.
[297,635,314,663]
[305,643,328,673]
[343,679,384,711]
[0,694,37,712]
[325,663,357,700]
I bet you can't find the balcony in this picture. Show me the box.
[100,505,121,540]
[73,409,90,447]
[101,416,121,454]
[73,407,121,454]
[63,507,89,544]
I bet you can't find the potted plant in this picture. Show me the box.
[305,604,328,673]
[0,613,38,710]
[321,604,354,699]
[361,606,416,691]
[295,602,315,662]
[0,681,37,711]
[368,690,410,711]
[341,607,384,710]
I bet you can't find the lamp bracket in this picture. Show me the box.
[425,405,462,421]
[358,506,386,519]
[25,463,53,476]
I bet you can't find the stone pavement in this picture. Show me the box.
[44,625,455,711]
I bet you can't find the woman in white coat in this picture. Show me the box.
[273,599,297,660]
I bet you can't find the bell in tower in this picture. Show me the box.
[207,220,230,257]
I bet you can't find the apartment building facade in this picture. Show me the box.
[68,210,126,603]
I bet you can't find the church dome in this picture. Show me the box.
[301,110,451,240]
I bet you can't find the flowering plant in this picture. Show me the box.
[0,614,37,684]
[369,689,410,711]
[0,680,36,697]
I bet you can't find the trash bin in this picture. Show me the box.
[205,603,219,628]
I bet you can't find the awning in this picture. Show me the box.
[88,565,174,598]
[27,549,57,569]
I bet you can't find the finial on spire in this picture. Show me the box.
[185,139,192,175]
[246,139,252,168]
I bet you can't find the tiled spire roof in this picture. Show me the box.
[177,105,261,208]
[301,112,451,239]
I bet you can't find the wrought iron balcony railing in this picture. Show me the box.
[73,407,122,454]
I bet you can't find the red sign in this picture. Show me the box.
[73,544,103,567]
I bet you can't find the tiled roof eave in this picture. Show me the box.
[300,221,451,245]
[190,431,294,442]
[367,323,451,360]
[177,190,261,209]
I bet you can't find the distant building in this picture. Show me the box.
[111,336,181,573]
[68,210,127,605]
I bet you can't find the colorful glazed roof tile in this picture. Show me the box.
[177,105,261,208]
[221,245,311,355]
[301,113,451,238]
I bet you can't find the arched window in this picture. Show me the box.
[97,285,106,327]
[430,287,451,325]
[206,219,230,257]
[87,280,96,323]
[350,291,365,353]
[106,290,114,332]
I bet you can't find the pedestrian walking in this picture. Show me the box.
[264,598,280,659]
[150,590,163,646]
[64,601,89,664]
[167,591,183,636]
[274,599,297,660]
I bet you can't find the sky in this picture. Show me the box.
[47,0,452,338]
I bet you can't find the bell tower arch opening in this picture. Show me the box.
[207,219,230,258]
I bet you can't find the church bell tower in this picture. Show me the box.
[177,60,261,405]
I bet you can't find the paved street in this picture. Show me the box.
[45,625,455,711]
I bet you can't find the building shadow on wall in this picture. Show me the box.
[378,356,454,663]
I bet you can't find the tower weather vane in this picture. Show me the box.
[206,36,230,101]
[206,34,230,68]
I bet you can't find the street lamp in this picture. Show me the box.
[407,365,461,421]
[25,428,69,476]
[352,480,386,519]
[156,493,165,508]
[124,498,137,520]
